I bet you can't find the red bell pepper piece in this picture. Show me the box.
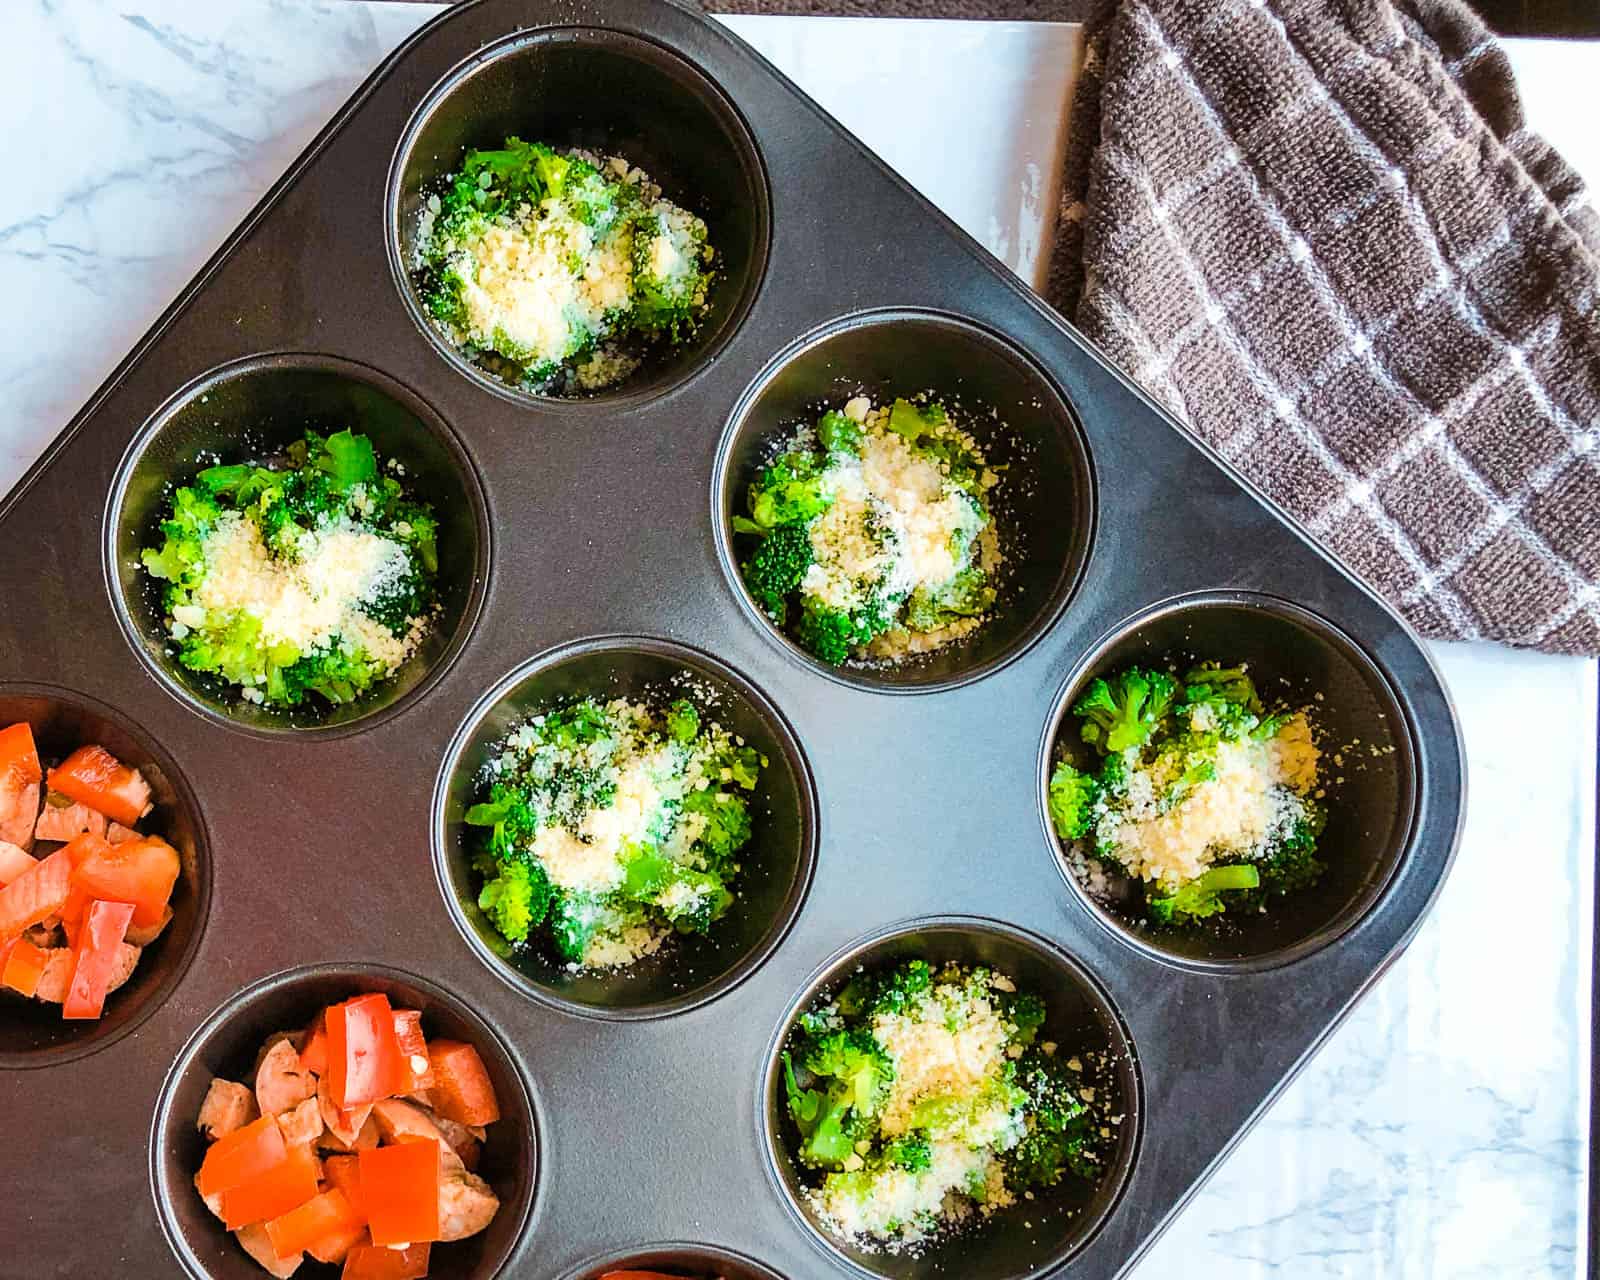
[322,1154,366,1223]
[2,936,47,997]
[600,1274,700,1280]
[221,1140,320,1230]
[197,1115,288,1199]
[426,1039,500,1126]
[341,1240,431,1280]
[62,834,179,929]
[264,1186,364,1258]
[0,723,42,793]
[358,1139,440,1245]
[61,898,134,1019]
[391,1009,434,1091]
[300,1010,330,1075]
[327,993,408,1110]
[0,846,74,940]
[46,744,151,827]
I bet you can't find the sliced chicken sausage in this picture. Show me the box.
[197,1078,258,1141]
[254,1037,316,1118]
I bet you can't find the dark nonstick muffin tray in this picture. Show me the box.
[0,1,1464,1277]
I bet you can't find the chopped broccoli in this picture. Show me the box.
[1048,760,1099,841]
[883,1134,932,1172]
[904,566,994,632]
[1008,1051,1097,1189]
[740,523,813,624]
[817,409,863,455]
[476,859,553,944]
[665,698,700,744]
[795,596,896,666]
[1146,863,1261,924]
[748,451,831,531]
[1073,667,1178,754]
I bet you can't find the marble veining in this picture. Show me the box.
[0,3,1592,1276]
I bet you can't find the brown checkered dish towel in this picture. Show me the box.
[1049,0,1600,654]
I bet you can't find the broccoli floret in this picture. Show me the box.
[785,1027,894,1169]
[817,409,863,455]
[864,959,933,1017]
[1181,662,1262,712]
[740,523,813,624]
[883,1134,932,1172]
[1073,667,1178,754]
[681,788,753,873]
[1010,1052,1096,1189]
[795,596,895,666]
[664,698,700,744]
[1261,816,1324,893]
[548,892,622,963]
[904,566,994,632]
[1002,991,1047,1047]
[748,451,831,530]
[476,859,554,945]
[1048,760,1099,841]
[1146,863,1261,924]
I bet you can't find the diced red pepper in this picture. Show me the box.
[358,1139,440,1245]
[322,1154,366,1223]
[300,1010,329,1076]
[47,745,151,827]
[327,993,409,1110]
[426,1039,500,1126]
[0,846,74,940]
[341,1239,431,1280]
[61,899,134,1019]
[2,936,47,998]
[0,723,42,794]
[264,1187,364,1258]
[62,834,179,929]
[600,1273,700,1280]
[0,840,35,886]
[221,1141,320,1230]
[198,1115,288,1199]
[391,1009,435,1091]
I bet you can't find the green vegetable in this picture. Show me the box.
[1073,667,1178,754]
[1053,659,1328,929]
[466,697,759,969]
[740,523,813,624]
[733,397,998,667]
[783,960,1104,1245]
[1147,863,1262,924]
[416,136,713,393]
[139,429,437,713]
[1047,761,1099,841]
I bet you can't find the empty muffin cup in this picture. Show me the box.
[433,636,817,1019]
[107,353,490,736]
[150,962,539,1280]
[1041,591,1420,969]
[715,309,1095,692]
[762,916,1140,1280]
[0,683,209,1068]
[388,26,770,403]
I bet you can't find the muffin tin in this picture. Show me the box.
[0,1,1464,1277]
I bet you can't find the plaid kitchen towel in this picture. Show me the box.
[1049,0,1600,654]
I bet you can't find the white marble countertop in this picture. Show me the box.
[1,3,1594,1276]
